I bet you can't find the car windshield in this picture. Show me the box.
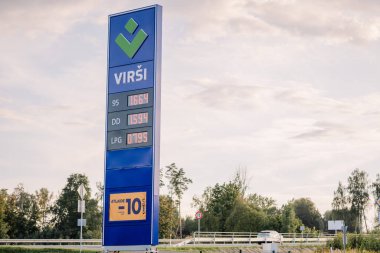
[257,232,270,238]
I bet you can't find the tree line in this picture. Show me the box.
[160,167,380,238]
[0,174,102,239]
[0,165,378,239]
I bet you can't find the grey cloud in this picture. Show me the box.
[293,129,329,139]
[292,121,354,139]
[187,80,268,110]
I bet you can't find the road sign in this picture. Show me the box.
[328,220,344,230]
[300,225,305,231]
[77,219,87,227]
[77,200,85,213]
[195,211,203,220]
[103,5,162,251]
[77,184,86,200]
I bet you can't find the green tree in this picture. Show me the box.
[293,198,323,230]
[332,182,348,211]
[281,203,302,233]
[225,198,266,232]
[35,188,53,231]
[193,171,247,232]
[347,169,370,233]
[323,209,357,233]
[182,216,197,237]
[247,193,277,215]
[5,184,39,238]
[83,198,102,239]
[159,195,178,238]
[373,174,380,225]
[331,181,350,222]
[51,173,91,238]
[0,189,9,238]
[95,182,104,203]
[165,163,192,238]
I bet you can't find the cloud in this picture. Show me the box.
[243,0,380,43]
[186,78,270,110]
[175,0,380,44]
[292,121,353,139]
[0,0,100,39]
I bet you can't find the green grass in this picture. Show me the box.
[0,246,100,253]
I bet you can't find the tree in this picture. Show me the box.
[35,188,53,230]
[292,198,323,230]
[225,198,266,232]
[95,182,104,203]
[247,193,277,215]
[5,184,39,238]
[159,195,178,238]
[373,174,380,209]
[182,216,197,237]
[51,173,91,238]
[165,163,192,238]
[281,203,302,233]
[347,169,370,233]
[323,209,357,233]
[83,198,102,239]
[0,189,9,238]
[332,182,348,211]
[159,168,165,188]
[192,171,248,232]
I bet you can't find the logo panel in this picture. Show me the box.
[115,18,148,58]
[109,8,155,67]
[108,61,154,94]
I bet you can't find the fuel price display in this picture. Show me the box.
[128,93,149,106]
[127,131,148,145]
[128,112,148,125]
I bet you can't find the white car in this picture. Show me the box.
[256,230,283,244]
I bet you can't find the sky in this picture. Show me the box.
[0,0,380,222]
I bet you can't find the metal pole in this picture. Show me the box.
[198,219,200,239]
[343,224,347,253]
[80,208,83,253]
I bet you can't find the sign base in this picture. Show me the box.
[103,245,157,252]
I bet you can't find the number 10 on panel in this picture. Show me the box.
[109,192,147,221]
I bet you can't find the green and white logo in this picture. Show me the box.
[115,18,148,58]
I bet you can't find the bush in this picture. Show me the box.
[328,233,380,251]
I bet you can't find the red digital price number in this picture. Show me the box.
[128,93,149,106]
[127,132,148,145]
[128,112,148,125]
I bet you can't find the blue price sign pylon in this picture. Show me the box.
[103,5,162,251]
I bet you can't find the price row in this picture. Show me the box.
[107,127,152,150]
[108,88,153,112]
[107,108,153,131]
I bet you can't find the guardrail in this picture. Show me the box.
[190,232,336,245]
[0,239,101,245]
[0,233,343,247]
[0,238,184,246]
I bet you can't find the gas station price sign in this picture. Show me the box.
[103,5,161,251]
[129,93,149,106]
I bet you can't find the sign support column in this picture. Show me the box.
[103,5,162,252]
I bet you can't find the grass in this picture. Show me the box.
[0,246,100,253]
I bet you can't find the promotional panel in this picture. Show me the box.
[103,5,161,251]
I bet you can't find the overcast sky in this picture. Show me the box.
[1,0,380,220]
